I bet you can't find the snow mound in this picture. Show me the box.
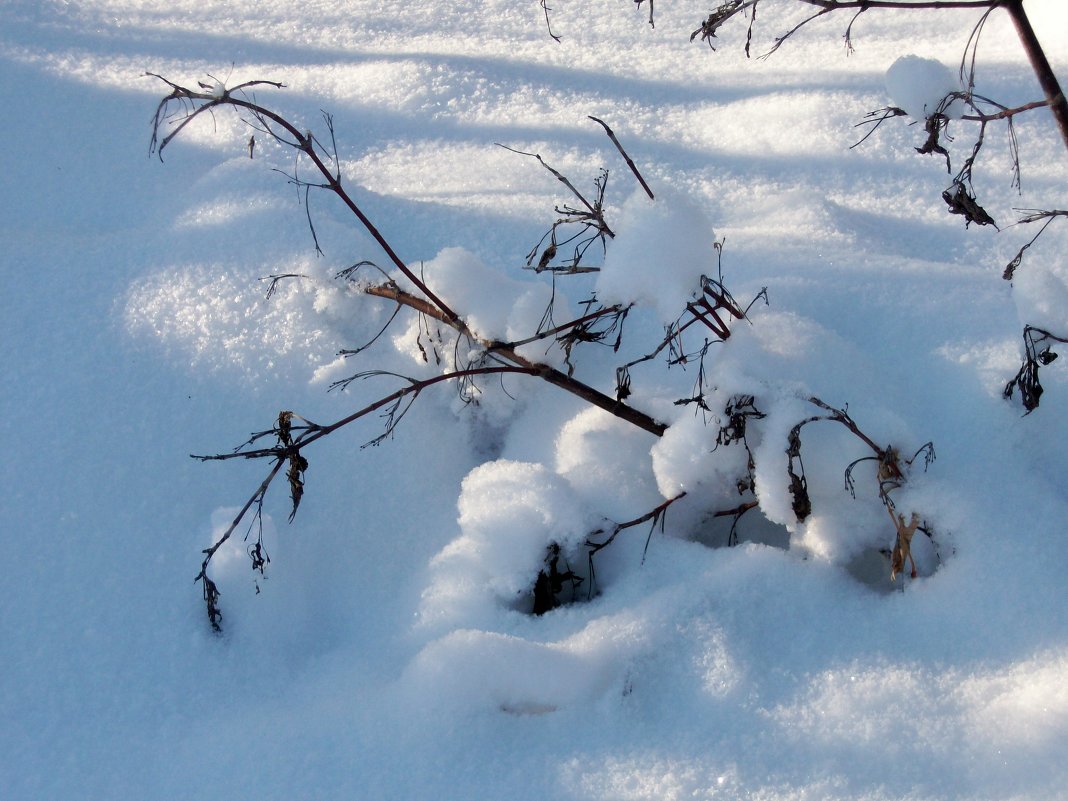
[651,409,750,505]
[597,188,719,325]
[885,55,964,119]
[396,246,566,364]
[419,460,589,628]
[403,613,649,713]
[555,407,662,520]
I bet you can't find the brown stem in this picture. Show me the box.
[150,79,669,439]
[712,500,759,517]
[588,116,655,200]
[587,491,688,554]
[798,1,1001,9]
[535,365,668,436]
[363,283,668,437]
[961,97,1052,123]
[1002,0,1068,152]
[220,96,463,322]
[806,396,883,454]
[146,76,462,325]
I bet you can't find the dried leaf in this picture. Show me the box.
[537,243,557,272]
[249,540,270,574]
[287,453,309,521]
[691,0,745,47]
[1004,361,1043,412]
[201,575,223,632]
[788,471,811,522]
[890,512,920,581]
[942,181,997,228]
[915,115,951,171]
[786,426,811,521]
[615,367,632,402]
[277,411,294,446]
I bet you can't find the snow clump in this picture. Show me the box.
[596,187,719,325]
[885,55,964,119]
[554,407,663,520]
[394,246,567,365]
[419,460,589,627]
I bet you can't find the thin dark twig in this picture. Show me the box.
[496,143,600,219]
[760,5,834,59]
[960,7,997,93]
[584,492,687,596]
[588,116,655,200]
[540,0,562,42]
[850,106,907,149]
[146,73,462,324]
[499,304,628,351]
[260,273,309,300]
[193,456,286,630]
[586,492,687,556]
[337,304,402,360]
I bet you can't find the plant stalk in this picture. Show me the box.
[1002,0,1068,152]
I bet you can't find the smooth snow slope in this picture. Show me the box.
[2,1,1067,799]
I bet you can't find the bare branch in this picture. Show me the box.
[588,116,654,200]
[540,0,562,42]
[259,272,309,300]
[193,456,286,631]
[761,4,834,59]
[691,1,757,50]
[586,492,687,561]
[498,143,616,272]
[1003,209,1067,280]
[786,397,894,522]
[496,143,606,224]
[959,6,997,93]
[146,73,463,325]
[1003,0,1068,151]
[961,97,1053,124]
[850,106,907,149]
[693,1,1012,63]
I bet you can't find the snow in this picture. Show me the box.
[421,459,588,627]
[556,407,663,520]
[885,54,964,119]
[4,0,1068,799]
[396,245,568,365]
[596,187,719,324]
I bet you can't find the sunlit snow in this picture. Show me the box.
[3,1,1068,799]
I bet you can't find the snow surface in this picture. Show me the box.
[3,1,1068,799]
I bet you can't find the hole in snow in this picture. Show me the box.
[692,507,790,551]
[844,526,946,593]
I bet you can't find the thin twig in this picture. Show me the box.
[588,116,655,200]
[146,74,463,325]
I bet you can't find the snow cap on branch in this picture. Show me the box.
[441,460,588,599]
[885,55,964,120]
[596,187,718,325]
